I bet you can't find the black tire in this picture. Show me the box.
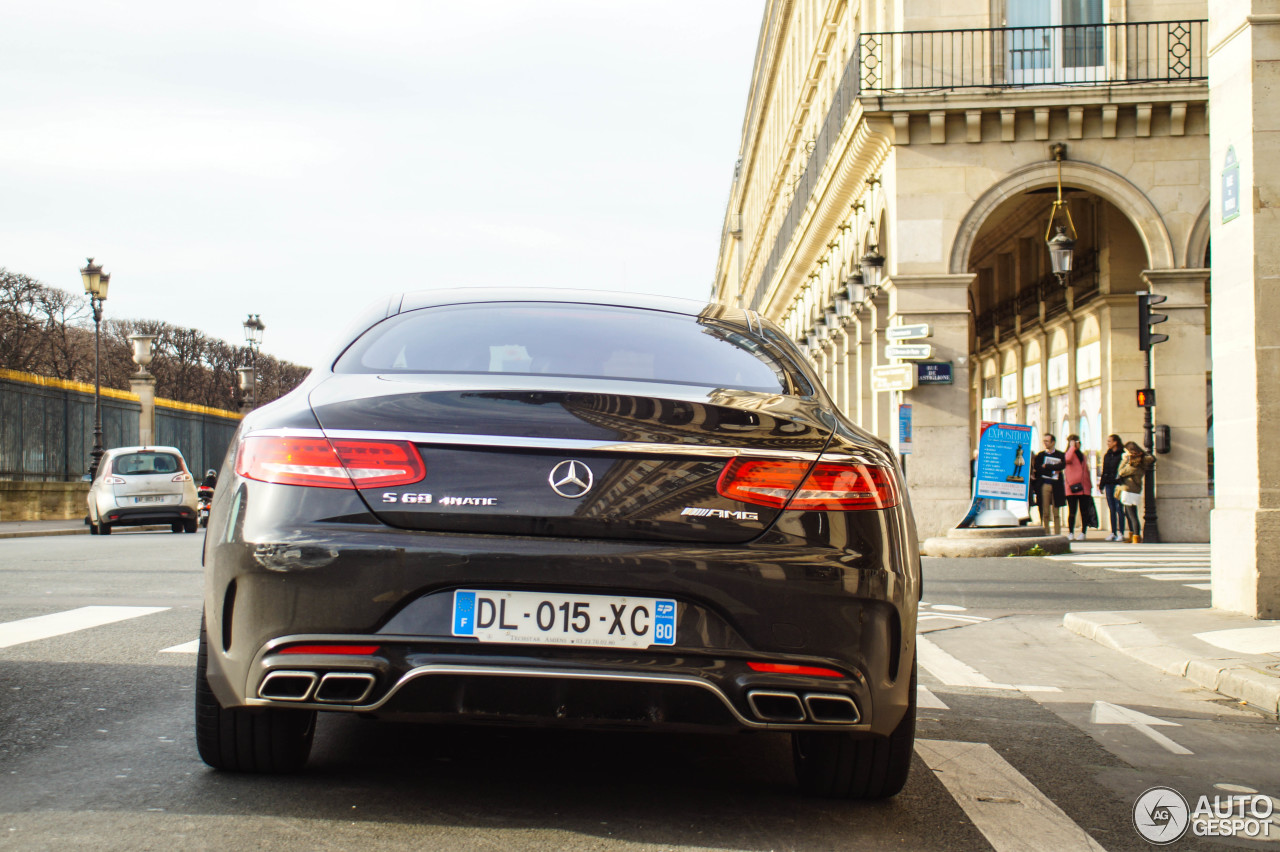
[89,520,99,535]
[195,618,315,773]
[99,522,112,536]
[171,522,183,533]
[184,519,198,534]
[199,515,208,529]
[792,657,916,800]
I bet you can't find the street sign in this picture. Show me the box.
[871,363,916,392]
[897,404,912,454]
[884,344,933,360]
[917,361,953,385]
[885,323,931,341]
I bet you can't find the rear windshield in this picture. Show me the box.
[334,302,797,394]
[112,452,181,476]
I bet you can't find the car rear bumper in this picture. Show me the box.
[100,505,196,526]
[203,517,919,736]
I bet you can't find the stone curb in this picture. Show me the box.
[1064,612,1280,717]
[0,525,170,540]
[921,534,1071,558]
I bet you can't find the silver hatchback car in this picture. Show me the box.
[87,446,199,535]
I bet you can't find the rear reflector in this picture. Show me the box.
[748,661,845,679]
[717,458,899,511]
[279,644,381,656]
[236,436,425,490]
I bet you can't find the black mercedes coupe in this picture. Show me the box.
[196,289,921,799]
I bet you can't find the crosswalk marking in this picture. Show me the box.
[0,606,169,649]
[1048,543,1210,590]
[918,685,950,710]
[919,636,1060,693]
[160,639,199,654]
[916,740,1107,851]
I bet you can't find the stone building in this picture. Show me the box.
[713,1,1212,547]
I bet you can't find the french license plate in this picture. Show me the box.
[452,590,677,649]
[135,496,166,504]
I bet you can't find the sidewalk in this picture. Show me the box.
[1066,607,1280,717]
[0,519,169,539]
[0,519,92,539]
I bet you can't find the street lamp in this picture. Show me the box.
[242,314,265,408]
[1045,143,1077,284]
[860,244,885,295]
[80,258,110,478]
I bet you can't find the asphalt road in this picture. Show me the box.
[1,532,1277,851]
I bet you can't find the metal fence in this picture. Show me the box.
[859,20,1206,93]
[0,373,240,482]
[156,405,240,479]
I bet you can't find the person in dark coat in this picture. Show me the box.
[1115,441,1156,543]
[1031,433,1066,535]
[1098,434,1126,540]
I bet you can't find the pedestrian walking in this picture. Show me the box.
[1098,434,1126,540]
[1062,434,1094,540]
[1115,441,1156,543]
[1031,433,1066,535]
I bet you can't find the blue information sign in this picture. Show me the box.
[898,404,912,455]
[974,422,1032,501]
[917,361,953,385]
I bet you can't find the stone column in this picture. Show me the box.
[830,327,850,414]
[1208,3,1280,617]
[1141,269,1211,543]
[867,291,892,440]
[888,273,975,538]
[129,375,157,446]
[856,311,873,430]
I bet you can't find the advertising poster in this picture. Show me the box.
[974,421,1033,501]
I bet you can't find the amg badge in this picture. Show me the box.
[681,507,759,521]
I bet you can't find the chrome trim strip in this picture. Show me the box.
[318,429,842,462]
[243,427,326,439]
[243,658,867,731]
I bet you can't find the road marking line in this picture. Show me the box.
[1101,566,1210,572]
[160,639,199,654]
[1143,573,1212,582]
[918,686,950,710]
[918,636,1060,693]
[1185,583,1212,591]
[0,606,169,649]
[1091,701,1192,755]
[915,740,1107,851]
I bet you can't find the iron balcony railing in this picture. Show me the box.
[859,20,1206,93]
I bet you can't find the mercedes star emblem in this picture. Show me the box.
[548,460,594,499]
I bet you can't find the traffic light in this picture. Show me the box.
[1139,292,1169,351]
[1136,388,1156,407]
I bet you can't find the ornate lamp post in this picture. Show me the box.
[242,314,265,408]
[80,258,110,478]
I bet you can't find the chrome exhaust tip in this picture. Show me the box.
[258,670,318,702]
[314,672,376,704]
[746,690,806,723]
[802,693,860,724]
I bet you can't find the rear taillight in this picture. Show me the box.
[717,458,899,511]
[103,475,125,485]
[747,661,845,678]
[172,472,192,483]
[279,644,381,655]
[235,436,425,489]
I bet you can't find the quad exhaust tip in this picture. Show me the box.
[258,670,376,704]
[746,690,806,723]
[315,672,376,704]
[747,690,861,724]
[803,693,860,724]
[258,670,318,702]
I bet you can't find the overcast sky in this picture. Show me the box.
[1,2,764,367]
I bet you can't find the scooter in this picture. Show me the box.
[197,485,214,528]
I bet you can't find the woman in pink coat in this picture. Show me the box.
[1062,434,1094,541]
